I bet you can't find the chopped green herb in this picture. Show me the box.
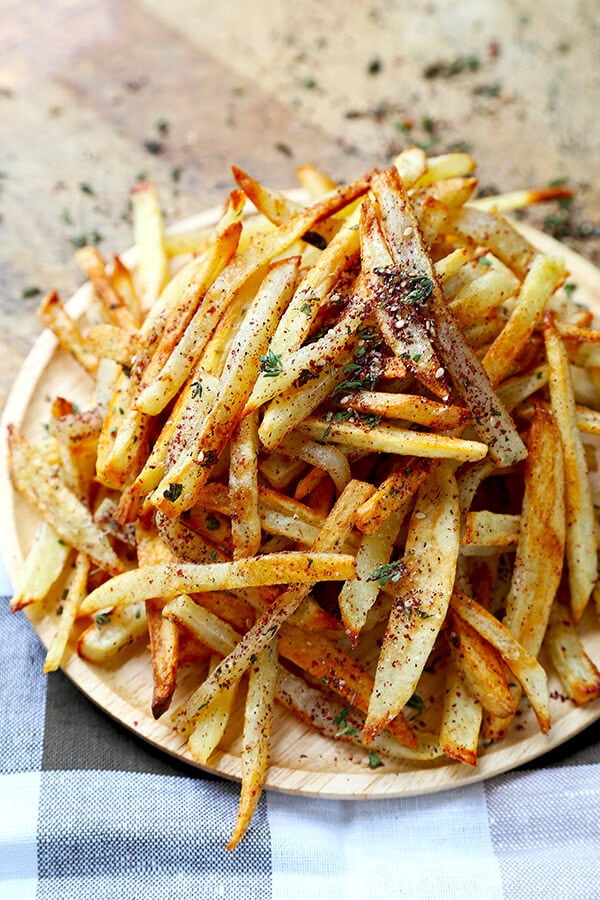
[79,182,94,195]
[191,381,203,399]
[406,694,425,719]
[209,550,217,562]
[368,751,384,769]
[163,482,183,502]
[205,514,220,531]
[564,283,577,298]
[259,349,284,377]
[143,138,163,155]
[21,286,41,299]
[423,55,480,79]
[299,301,313,316]
[155,117,170,135]
[367,560,407,587]
[95,613,111,628]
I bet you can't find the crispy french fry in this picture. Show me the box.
[38,291,98,375]
[450,590,550,733]
[230,412,262,560]
[227,640,278,849]
[365,461,460,741]
[10,521,71,612]
[79,551,356,616]
[131,182,169,310]
[545,601,600,705]
[439,661,482,766]
[44,552,89,672]
[8,426,124,576]
[544,313,597,622]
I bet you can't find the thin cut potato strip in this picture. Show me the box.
[450,590,550,733]
[364,461,460,742]
[78,551,356,616]
[8,146,600,849]
[544,312,597,622]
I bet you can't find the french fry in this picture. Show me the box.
[339,509,403,644]
[482,255,566,386]
[450,590,550,733]
[77,601,148,662]
[79,551,356,617]
[43,553,89,673]
[544,313,597,621]
[439,661,482,766]
[503,409,566,653]
[230,412,262,560]
[450,614,517,718]
[38,291,98,375]
[188,655,240,764]
[75,245,140,331]
[227,640,278,849]
[364,461,460,741]
[544,601,600,705]
[10,521,71,612]
[8,426,124,576]
[131,181,169,311]
[298,415,488,462]
[340,391,470,430]
[461,511,520,553]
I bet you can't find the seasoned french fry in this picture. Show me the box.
[230,412,262,560]
[365,461,460,741]
[43,553,89,673]
[544,313,597,622]
[10,521,71,612]
[79,551,356,616]
[8,426,124,576]
[38,291,98,375]
[450,590,550,733]
[439,661,482,766]
[227,640,278,849]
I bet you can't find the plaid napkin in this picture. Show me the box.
[2,553,600,900]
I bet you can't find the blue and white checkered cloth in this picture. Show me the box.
[1,552,600,900]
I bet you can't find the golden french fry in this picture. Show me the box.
[544,312,597,622]
[10,521,71,612]
[44,553,89,673]
[450,590,550,733]
[227,640,279,850]
[365,461,460,741]
[439,661,482,766]
[131,181,169,310]
[77,601,148,662]
[230,412,262,560]
[38,291,98,375]
[79,551,356,616]
[545,601,600,705]
[8,426,124,576]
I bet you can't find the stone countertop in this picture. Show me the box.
[1,0,599,408]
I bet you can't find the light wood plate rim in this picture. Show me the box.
[2,204,600,799]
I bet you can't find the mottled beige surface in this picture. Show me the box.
[1,0,599,407]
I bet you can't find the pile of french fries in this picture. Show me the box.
[8,145,600,848]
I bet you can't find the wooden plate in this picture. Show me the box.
[2,205,600,799]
